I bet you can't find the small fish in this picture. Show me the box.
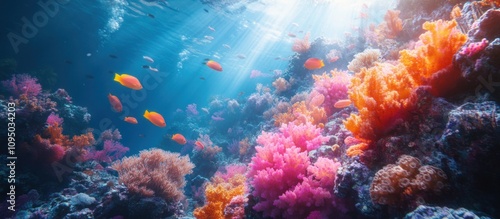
[292,22,299,27]
[65,60,72,64]
[204,59,223,71]
[147,13,155,18]
[334,99,352,108]
[143,110,166,127]
[236,54,246,59]
[194,140,205,150]
[114,73,143,90]
[109,54,118,59]
[208,26,215,31]
[238,91,244,96]
[108,93,123,112]
[149,67,159,72]
[303,58,324,70]
[143,55,154,63]
[204,35,214,41]
[124,116,138,124]
[85,74,94,79]
[199,77,206,80]
[203,8,209,13]
[222,44,231,49]
[138,134,145,138]
[287,32,296,38]
[171,134,187,145]
[142,65,150,69]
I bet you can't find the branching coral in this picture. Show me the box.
[312,69,351,116]
[248,122,338,218]
[345,63,415,141]
[400,19,467,95]
[272,77,291,93]
[112,149,194,202]
[382,10,403,39]
[194,165,247,219]
[292,32,311,53]
[345,19,467,150]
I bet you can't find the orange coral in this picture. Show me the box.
[345,63,415,141]
[238,138,251,156]
[382,10,403,39]
[71,132,95,147]
[46,123,70,146]
[345,19,467,152]
[194,173,246,219]
[274,101,326,128]
[400,20,467,86]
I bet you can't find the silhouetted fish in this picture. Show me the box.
[204,9,209,13]
[108,71,114,74]
[148,13,155,18]
[200,77,206,80]
[109,54,118,59]
[65,60,72,64]
[143,65,150,69]
[85,74,95,79]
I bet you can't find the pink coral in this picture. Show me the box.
[312,70,351,116]
[112,149,194,202]
[248,122,337,218]
[84,140,129,163]
[459,38,489,57]
[46,112,63,126]
[1,74,42,98]
[292,32,311,53]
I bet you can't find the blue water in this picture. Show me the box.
[1,0,395,153]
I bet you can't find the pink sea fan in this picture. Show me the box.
[46,112,63,126]
[1,74,42,97]
[85,140,129,163]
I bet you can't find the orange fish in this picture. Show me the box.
[194,141,204,150]
[304,58,324,70]
[108,93,122,112]
[334,99,352,108]
[143,110,166,127]
[205,60,223,71]
[114,73,143,90]
[124,116,138,124]
[172,134,187,145]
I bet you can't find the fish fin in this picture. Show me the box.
[143,110,149,118]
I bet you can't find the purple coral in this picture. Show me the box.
[1,74,42,98]
[84,140,129,163]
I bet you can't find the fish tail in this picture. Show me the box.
[113,73,120,82]
[143,110,149,119]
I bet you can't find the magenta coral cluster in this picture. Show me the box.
[84,140,129,163]
[312,70,351,115]
[459,38,489,57]
[248,122,340,218]
[1,74,42,98]
[46,112,64,126]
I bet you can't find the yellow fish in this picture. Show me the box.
[114,73,143,90]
